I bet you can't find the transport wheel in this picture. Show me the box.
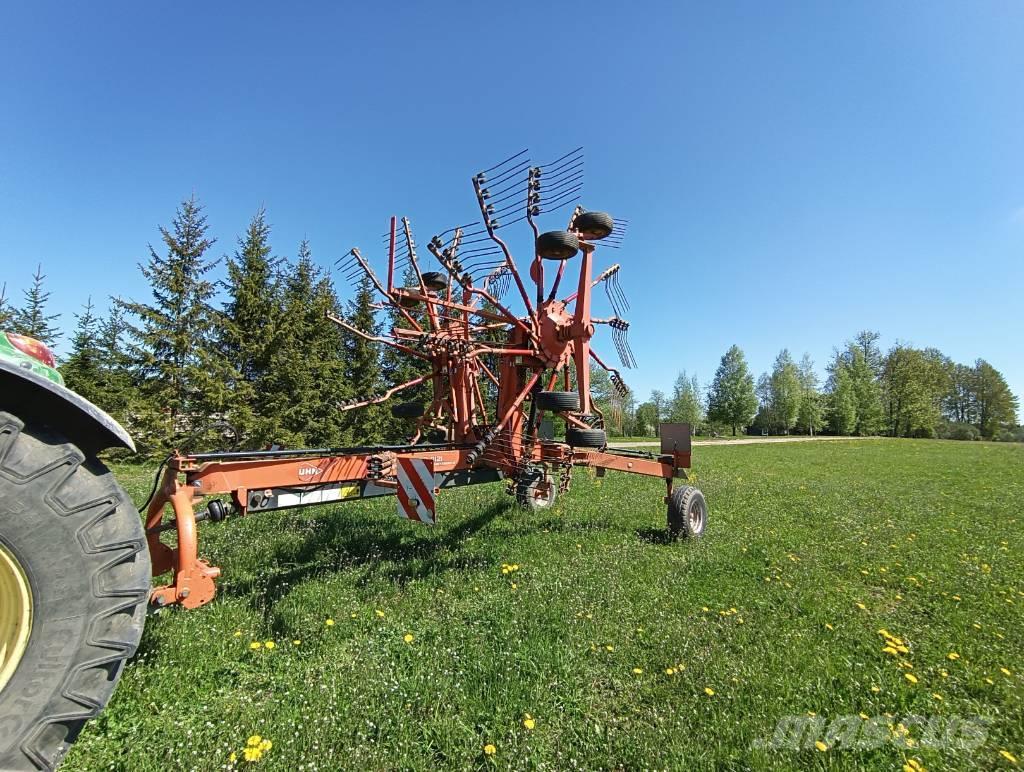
[420,271,448,291]
[668,485,708,539]
[536,231,579,260]
[534,390,580,412]
[566,426,607,449]
[515,468,556,510]
[573,211,615,240]
[391,401,425,419]
[0,412,150,771]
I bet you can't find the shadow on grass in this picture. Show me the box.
[635,527,675,545]
[220,498,512,620]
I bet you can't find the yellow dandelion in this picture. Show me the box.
[404,633,415,644]
[871,685,881,693]
[325,618,335,626]
[973,623,982,630]
[249,641,262,650]
[259,739,272,751]
[605,645,614,652]
[483,744,496,756]
[510,583,518,590]
[501,567,510,575]
[859,712,870,720]
[229,751,237,762]
[932,693,943,701]
[264,641,275,650]
[940,669,949,678]
[523,717,536,730]
[247,735,262,746]
[998,749,1017,764]
[293,639,301,646]
[947,651,960,660]
[704,687,715,696]
[632,667,643,674]
[856,602,867,610]
[882,646,899,655]
[1001,667,1012,676]
[243,746,262,762]
[825,623,834,630]
[985,677,995,685]
[905,673,918,684]
[233,630,243,637]
[665,668,676,675]
[375,609,385,618]
[815,740,828,752]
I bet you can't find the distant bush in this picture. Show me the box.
[994,426,1024,443]
[937,421,980,441]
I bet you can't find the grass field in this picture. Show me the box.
[64,440,1022,771]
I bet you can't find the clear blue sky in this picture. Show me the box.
[2,1,1022,406]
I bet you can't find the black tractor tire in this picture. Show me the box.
[420,271,448,291]
[668,485,708,539]
[536,231,579,260]
[515,467,557,511]
[534,390,580,412]
[0,412,150,771]
[565,426,607,449]
[391,401,425,419]
[573,211,615,240]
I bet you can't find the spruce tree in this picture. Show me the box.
[13,264,62,346]
[120,195,225,454]
[0,283,13,328]
[219,207,282,447]
[340,273,386,442]
[95,301,135,424]
[62,298,103,403]
[380,262,432,439]
[707,345,758,435]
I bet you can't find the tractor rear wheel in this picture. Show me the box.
[573,211,615,240]
[668,485,707,539]
[0,412,150,771]
[534,390,580,412]
[566,427,607,449]
[536,231,579,260]
[420,271,448,291]
[515,467,556,511]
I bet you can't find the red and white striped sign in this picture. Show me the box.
[396,457,436,524]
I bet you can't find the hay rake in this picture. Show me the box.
[143,149,706,609]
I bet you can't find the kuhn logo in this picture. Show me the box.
[298,465,322,479]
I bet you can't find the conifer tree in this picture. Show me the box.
[120,196,224,454]
[380,262,432,439]
[13,264,62,346]
[340,273,385,442]
[62,298,103,403]
[0,284,13,328]
[219,207,282,447]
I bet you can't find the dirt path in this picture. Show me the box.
[613,436,878,448]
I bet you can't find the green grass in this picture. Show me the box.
[65,440,1023,770]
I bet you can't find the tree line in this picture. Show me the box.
[608,334,1019,442]
[2,196,1020,453]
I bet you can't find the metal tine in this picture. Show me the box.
[479,158,532,190]
[538,196,582,215]
[490,196,532,217]
[477,148,529,177]
[537,160,584,187]
[610,271,630,312]
[484,181,531,208]
[539,186,584,210]
[459,245,504,257]
[537,146,583,171]
[492,213,531,229]
[434,222,479,240]
[539,176,585,199]
[482,174,529,203]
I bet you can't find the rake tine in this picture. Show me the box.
[537,161,584,187]
[477,148,529,177]
[537,146,583,169]
[479,159,532,190]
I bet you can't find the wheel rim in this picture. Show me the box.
[0,542,33,693]
[688,499,705,532]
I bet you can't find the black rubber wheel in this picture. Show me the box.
[420,271,448,291]
[515,467,557,511]
[574,211,615,240]
[668,485,708,539]
[391,401,425,419]
[566,426,607,449]
[534,391,580,412]
[0,412,150,771]
[536,231,579,260]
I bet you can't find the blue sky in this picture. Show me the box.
[2,1,1022,406]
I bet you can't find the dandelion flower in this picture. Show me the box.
[665,668,676,675]
[404,633,415,644]
[483,744,496,756]
[871,685,881,693]
[293,640,301,646]
[264,641,275,650]
[856,602,867,610]
[815,740,828,752]
[905,673,918,684]
[932,693,943,701]
[882,646,899,656]
[325,618,335,626]
[247,736,262,747]
[704,687,715,696]
[605,645,614,652]
[825,623,834,630]
[233,630,243,637]
[523,717,536,730]
[947,652,960,660]
[375,609,385,618]
[632,667,643,674]
[259,739,272,752]
[249,642,262,650]
[859,712,870,720]
[1001,667,1012,676]
[229,752,237,762]
[510,583,518,590]
[998,750,1017,764]
[243,746,262,762]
